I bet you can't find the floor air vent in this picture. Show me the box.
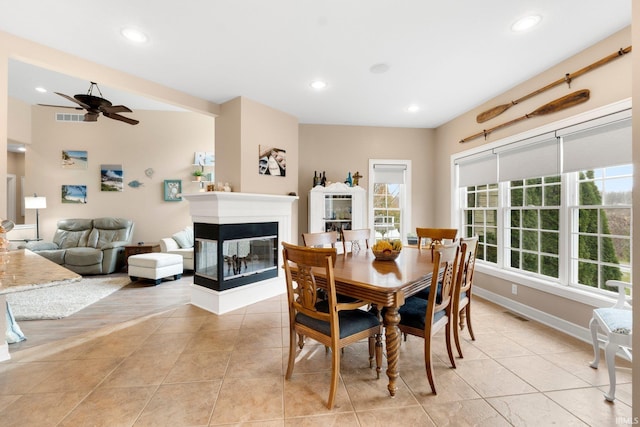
[56,113,85,122]
[503,311,529,321]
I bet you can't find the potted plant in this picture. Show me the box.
[192,169,204,181]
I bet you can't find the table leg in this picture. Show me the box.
[384,306,401,396]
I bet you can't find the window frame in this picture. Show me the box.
[451,99,632,307]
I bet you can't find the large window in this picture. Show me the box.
[456,110,632,296]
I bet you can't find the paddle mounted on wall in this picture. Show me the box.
[39,82,140,125]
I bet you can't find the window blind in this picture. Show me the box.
[560,116,631,173]
[496,132,559,181]
[456,152,498,187]
[373,164,406,184]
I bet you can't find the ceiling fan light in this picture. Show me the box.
[121,27,148,43]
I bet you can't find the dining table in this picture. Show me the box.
[294,245,436,397]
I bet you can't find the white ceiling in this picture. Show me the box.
[0,0,632,128]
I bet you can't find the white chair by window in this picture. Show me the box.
[589,280,632,402]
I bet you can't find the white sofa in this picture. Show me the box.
[159,226,194,270]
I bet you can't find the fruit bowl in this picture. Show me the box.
[372,249,401,261]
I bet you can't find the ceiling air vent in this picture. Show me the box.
[56,113,85,122]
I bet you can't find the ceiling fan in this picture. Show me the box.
[39,82,139,125]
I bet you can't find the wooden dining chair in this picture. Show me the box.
[341,228,371,253]
[301,231,338,248]
[397,241,460,394]
[452,236,479,358]
[282,242,382,409]
[416,227,458,249]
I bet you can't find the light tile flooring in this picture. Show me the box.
[0,273,632,426]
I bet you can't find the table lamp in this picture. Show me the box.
[24,194,47,240]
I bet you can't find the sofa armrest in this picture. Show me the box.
[160,237,180,252]
[19,241,59,251]
[100,240,129,250]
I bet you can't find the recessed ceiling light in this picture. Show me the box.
[370,63,390,74]
[310,80,328,90]
[121,27,148,43]
[406,105,420,113]
[511,15,542,32]
[35,87,47,93]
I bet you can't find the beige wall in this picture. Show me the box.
[25,107,214,243]
[0,30,220,222]
[8,97,31,144]
[298,125,435,244]
[435,27,631,226]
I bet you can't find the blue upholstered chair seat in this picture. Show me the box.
[296,309,380,339]
[594,307,632,334]
[397,296,447,330]
[413,283,442,304]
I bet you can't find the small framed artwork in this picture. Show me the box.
[61,185,87,204]
[61,150,88,169]
[258,145,286,177]
[194,151,214,166]
[164,180,182,201]
[101,164,123,192]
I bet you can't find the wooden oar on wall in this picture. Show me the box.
[460,89,590,144]
[476,46,631,124]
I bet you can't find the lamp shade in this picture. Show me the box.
[24,196,47,209]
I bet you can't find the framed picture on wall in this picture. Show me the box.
[101,164,124,192]
[61,150,88,169]
[258,145,286,177]
[164,180,182,201]
[61,185,87,204]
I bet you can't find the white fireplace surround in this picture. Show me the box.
[182,191,298,314]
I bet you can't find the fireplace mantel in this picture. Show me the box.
[182,191,298,314]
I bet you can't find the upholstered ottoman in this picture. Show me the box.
[128,253,183,285]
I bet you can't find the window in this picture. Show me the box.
[455,109,632,297]
[506,176,561,279]
[463,184,498,263]
[570,166,632,291]
[368,160,411,242]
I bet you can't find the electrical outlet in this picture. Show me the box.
[511,284,518,295]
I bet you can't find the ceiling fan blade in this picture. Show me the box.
[102,104,132,114]
[55,92,91,110]
[37,103,84,110]
[84,112,99,122]
[103,112,139,125]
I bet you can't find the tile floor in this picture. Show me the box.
[0,274,632,426]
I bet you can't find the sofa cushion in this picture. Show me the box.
[88,218,134,248]
[35,249,66,265]
[54,218,93,249]
[172,230,192,249]
[64,247,103,266]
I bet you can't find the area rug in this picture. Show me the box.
[6,275,130,321]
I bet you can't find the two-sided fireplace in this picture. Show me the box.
[193,222,278,291]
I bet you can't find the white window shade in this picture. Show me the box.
[560,117,631,173]
[497,133,559,182]
[373,164,406,184]
[456,152,497,187]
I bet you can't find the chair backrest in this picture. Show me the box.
[301,231,338,248]
[416,227,458,249]
[456,236,479,297]
[426,242,460,324]
[606,280,633,310]
[341,228,370,253]
[282,242,339,329]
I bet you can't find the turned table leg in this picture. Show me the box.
[384,305,401,396]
